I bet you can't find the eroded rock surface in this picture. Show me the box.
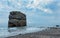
[8,11,26,27]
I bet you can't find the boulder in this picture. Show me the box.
[8,11,26,27]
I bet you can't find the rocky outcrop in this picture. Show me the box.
[8,11,26,27]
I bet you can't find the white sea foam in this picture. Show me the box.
[0,27,46,38]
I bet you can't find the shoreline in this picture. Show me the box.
[7,27,60,38]
[0,27,45,38]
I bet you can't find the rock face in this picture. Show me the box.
[8,11,26,27]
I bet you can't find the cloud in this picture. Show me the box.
[26,0,54,14]
[43,9,53,14]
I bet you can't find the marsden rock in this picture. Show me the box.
[8,11,26,27]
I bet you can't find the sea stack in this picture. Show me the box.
[8,11,26,27]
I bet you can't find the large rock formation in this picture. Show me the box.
[8,11,26,27]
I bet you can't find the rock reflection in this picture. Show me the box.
[8,26,27,33]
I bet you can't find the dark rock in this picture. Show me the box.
[56,25,59,27]
[8,11,26,27]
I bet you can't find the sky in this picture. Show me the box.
[0,0,60,27]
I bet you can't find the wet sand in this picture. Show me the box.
[7,27,60,38]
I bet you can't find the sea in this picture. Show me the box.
[0,22,57,38]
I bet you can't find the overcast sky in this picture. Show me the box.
[0,0,60,27]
